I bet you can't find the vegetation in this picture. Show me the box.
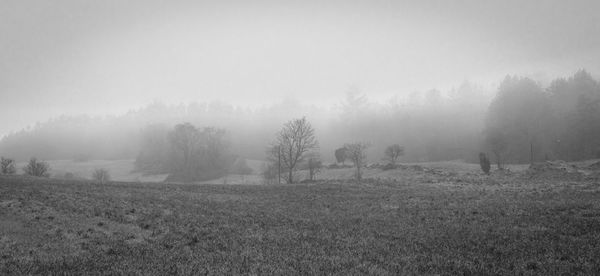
[92,168,111,183]
[1,164,600,274]
[344,142,369,182]
[306,153,322,181]
[384,144,404,164]
[136,123,231,182]
[0,157,16,175]
[23,158,50,177]
[268,117,318,184]
[479,152,490,175]
[334,147,348,165]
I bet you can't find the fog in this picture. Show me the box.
[1,0,600,165]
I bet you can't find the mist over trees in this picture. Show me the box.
[1,70,599,166]
[484,70,600,164]
[136,122,231,182]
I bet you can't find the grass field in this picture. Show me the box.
[1,163,600,275]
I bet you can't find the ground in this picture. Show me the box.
[1,161,600,274]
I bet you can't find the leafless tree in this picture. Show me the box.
[270,117,318,184]
[384,144,404,164]
[307,152,322,181]
[93,168,111,183]
[1,157,16,175]
[24,158,50,177]
[344,142,370,182]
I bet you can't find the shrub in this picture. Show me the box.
[24,158,50,177]
[93,168,111,183]
[1,157,16,175]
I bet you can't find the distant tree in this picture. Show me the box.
[167,123,230,182]
[334,147,348,165]
[0,157,16,175]
[93,168,111,183]
[24,158,50,177]
[485,76,550,164]
[384,144,404,164]
[306,152,322,181]
[169,123,201,181]
[485,128,508,169]
[261,163,278,185]
[269,117,318,184]
[479,152,491,175]
[344,142,370,182]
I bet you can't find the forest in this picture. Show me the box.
[0,70,599,171]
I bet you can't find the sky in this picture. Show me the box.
[1,0,600,137]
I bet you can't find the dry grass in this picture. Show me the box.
[1,162,600,274]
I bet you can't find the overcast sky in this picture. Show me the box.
[1,0,599,137]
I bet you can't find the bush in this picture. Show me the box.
[93,168,111,183]
[1,157,16,175]
[24,158,50,177]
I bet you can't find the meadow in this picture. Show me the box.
[1,163,600,275]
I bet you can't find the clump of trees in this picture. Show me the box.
[93,168,111,183]
[1,157,16,175]
[24,158,50,177]
[485,70,600,164]
[344,142,370,182]
[267,117,318,184]
[136,122,232,182]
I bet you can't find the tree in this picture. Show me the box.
[334,147,348,165]
[485,76,550,164]
[344,142,369,182]
[260,163,278,185]
[479,152,490,175]
[24,158,50,177]
[1,157,16,175]
[169,123,201,180]
[485,128,507,169]
[93,168,111,183]
[167,123,231,182]
[270,117,318,184]
[306,152,322,181]
[384,144,404,164]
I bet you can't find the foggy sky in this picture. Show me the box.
[1,0,600,137]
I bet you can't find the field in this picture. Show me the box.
[1,162,600,275]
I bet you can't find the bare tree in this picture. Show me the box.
[1,157,16,175]
[344,142,370,182]
[270,117,318,184]
[93,168,111,183]
[24,158,50,177]
[307,152,322,181]
[384,144,404,164]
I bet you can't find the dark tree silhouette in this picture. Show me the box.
[270,117,318,184]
